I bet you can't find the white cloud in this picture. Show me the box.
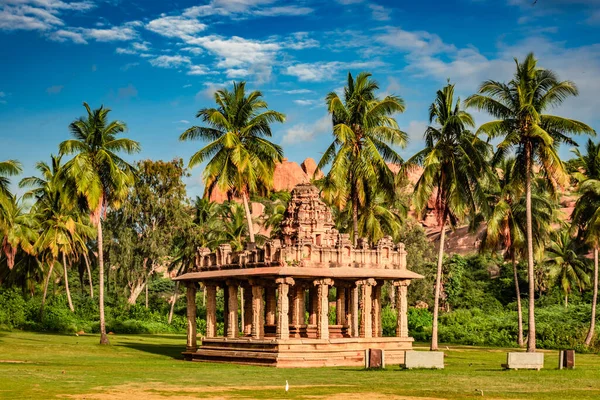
[196,82,227,100]
[150,55,191,68]
[116,47,136,55]
[252,6,313,16]
[187,35,279,68]
[335,0,365,4]
[50,28,86,43]
[181,46,203,55]
[0,1,94,32]
[293,99,317,106]
[369,4,390,21]
[282,115,332,145]
[375,27,454,54]
[82,25,138,42]
[120,62,139,71]
[285,60,386,82]
[187,65,211,75]
[183,84,192,88]
[285,89,313,94]
[225,68,248,78]
[183,0,312,18]
[146,15,206,40]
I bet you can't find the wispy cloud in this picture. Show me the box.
[285,60,386,81]
[282,114,331,145]
[293,99,318,106]
[117,83,137,99]
[146,15,206,40]
[369,4,390,21]
[183,0,313,19]
[0,91,6,104]
[0,1,95,32]
[149,54,191,68]
[120,62,139,71]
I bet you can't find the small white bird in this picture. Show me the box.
[475,389,484,396]
[285,380,289,393]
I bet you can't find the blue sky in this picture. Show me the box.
[1,0,599,198]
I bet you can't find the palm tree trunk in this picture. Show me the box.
[98,220,109,345]
[352,189,359,247]
[585,246,598,346]
[525,143,536,352]
[84,252,94,299]
[512,253,524,347]
[145,275,149,309]
[431,215,447,351]
[168,281,180,324]
[241,192,256,244]
[40,261,55,316]
[62,252,75,313]
[565,294,568,309]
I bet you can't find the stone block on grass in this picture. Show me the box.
[504,352,544,370]
[402,351,444,369]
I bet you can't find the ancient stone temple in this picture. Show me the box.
[174,183,422,367]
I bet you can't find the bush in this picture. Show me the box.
[0,288,27,329]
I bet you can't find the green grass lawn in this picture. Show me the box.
[0,331,599,399]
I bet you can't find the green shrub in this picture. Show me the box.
[0,288,27,329]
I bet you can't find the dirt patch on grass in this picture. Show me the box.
[302,395,446,400]
[65,382,354,399]
[0,360,31,364]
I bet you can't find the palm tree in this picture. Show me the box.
[466,53,596,351]
[180,81,285,245]
[480,158,555,346]
[0,195,37,271]
[357,187,406,246]
[0,160,21,199]
[571,139,600,346]
[406,82,492,351]
[317,72,406,245]
[544,229,590,308]
[59,102,140,345]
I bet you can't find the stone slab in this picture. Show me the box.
[505,352,544,370]
[559,350,575,369]
[403,351,444,369]
[366,349,384,369]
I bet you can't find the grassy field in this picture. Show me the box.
[0,331,599,399]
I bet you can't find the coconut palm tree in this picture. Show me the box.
[59,102,140,345]
[466,53,595,351]
[571,139,600,346]
[544,229,590,308]
[480,158,555,346]
[317,72,406,245]
[0,160,21,199]
[180,81,285,246]
[0,195,37,271]
[406,82,492,351]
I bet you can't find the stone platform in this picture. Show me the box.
[183,337,414,368]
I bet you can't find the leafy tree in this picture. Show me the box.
[317,72,406,245]
[480,158,555,346]
[544,229,590,308]
[59,102,140,345]
[406,82,492,351]
[571,139,600,346]
[466,53,596,351]
[180,81,285,245]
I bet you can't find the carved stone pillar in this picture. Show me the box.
[314,278,333,339]
[308,286,318,325]
[276,277,294,339]
[226,280,238,338]
[205,283,217,338]
[265,287,276,325]
[394,280,410,338]
[243,285,252,336]
[250,283,265,339]
[222,285,229,336]
[336,284,346,325]
[291,284,304,326]
[359,279,376,338]
[347,284,359,337]
[372,283,382,338]
[185,282,197,351]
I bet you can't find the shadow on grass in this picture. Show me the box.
[117,342,184,359]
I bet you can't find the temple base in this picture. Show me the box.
[182,337,414,368]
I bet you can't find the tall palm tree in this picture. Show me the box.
[480,158,555,346]
[406,82,492,351]
[544,229,590,308]
[0,195,37,271]
[571,139,600,346]
[180,81,285,245]
[317,72,406,245]
[59,102,140,345]
[0,160,21,199]
[466,53,595,351]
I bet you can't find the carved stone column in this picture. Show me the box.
[314,278,333,339]
[394,280,410,338]
[222,285,229,336]
[265,286,277,325]
[359,279,376,338]
[205,283,217,338]
[243,285,253,336]
[226,280,239,338]
[185,282,197,351]
[347,284,359,337]
[276,277,294,339]
[372,282,382,338]
[308,286,318,325]
[250,282,265,339]
[291,284,304,326]
[336,284,346,325]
